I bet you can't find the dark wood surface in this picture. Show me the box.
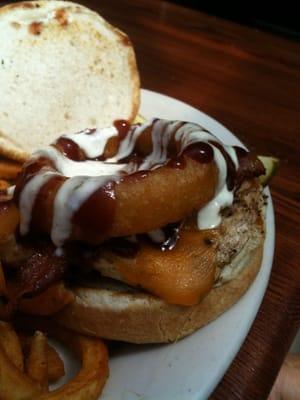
[3,0,299,398]
[83,1,300,399]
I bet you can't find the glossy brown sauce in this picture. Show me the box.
[55,138,83,161]
[114,119,131,139]
[165,142,214,170]
[72,181,116,241]
[17,121,250,249]
[234,146,248,160]
[184,142,214,164]
[31,175,66,233]
[107,221,183,258]
[14,158,54,204]
[160,222,182,251]
[210,140,236,190]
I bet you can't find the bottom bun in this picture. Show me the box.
[55,238,264,343]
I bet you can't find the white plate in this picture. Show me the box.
[60,89,275,400]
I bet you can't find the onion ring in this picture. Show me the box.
[28,157,218,244]
[14,119,235,246]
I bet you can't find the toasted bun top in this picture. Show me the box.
[0,1,140,161]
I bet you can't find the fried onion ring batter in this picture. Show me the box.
[14,119,261,246]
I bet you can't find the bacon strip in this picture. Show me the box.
[16,247,68,297]
[236,152,265,187]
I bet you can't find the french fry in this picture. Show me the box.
[0,179,9,191]
[0,300,14,321]
[19,333,65,383]
[0,201,19,239]
[0,159,22,180]
[0,321,24,372]
[47,343,65,383]
[15,316,109,400]
[19,283,75,316]
[0,341,41,400]
[26,331,48,392]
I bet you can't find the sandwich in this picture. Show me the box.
[53,120,268,343]
[1,116,269,343]
[0,0,274,345]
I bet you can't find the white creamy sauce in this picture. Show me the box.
[107,119,154,163]
[18,119,240,245]
[19,170,56,235]
[172,122,238,229]
[196,145,236,229]
[34,146,125,177]
[211,146,227,191]
[52,175,118,246]
[138,120,182,170]
[197,187,234,229]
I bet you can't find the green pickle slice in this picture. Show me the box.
[258,156,279,186]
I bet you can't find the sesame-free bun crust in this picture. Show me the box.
[55,238,263,343]
[0,1,140,161]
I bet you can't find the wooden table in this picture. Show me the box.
[83,1,300,398]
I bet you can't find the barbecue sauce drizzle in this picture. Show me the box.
[15,119,246,249]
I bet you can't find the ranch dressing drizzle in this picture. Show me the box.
[107,120,154,163]
[63,127,118,159]
[19,147,126,246]
[172,122,238,229]
[52,175,119,246]
[196,145,232,229]
[35,146,125,177]
[139,120,183,170]
[19,170,57,235]
[18,119,240,246]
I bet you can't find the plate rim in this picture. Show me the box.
[101,88,275,400]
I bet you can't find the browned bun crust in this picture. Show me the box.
[0,1,140,161]
[55,239,263,343]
